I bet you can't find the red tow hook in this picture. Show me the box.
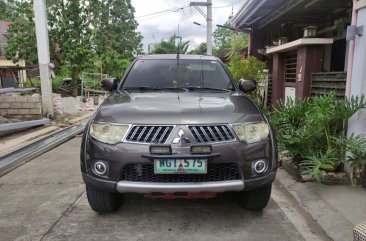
[144,192,217,200]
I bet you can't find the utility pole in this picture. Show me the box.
[33,0,53,117]
[190,0,213,55]
[206,0,212,55]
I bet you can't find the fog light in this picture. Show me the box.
[253,160,267,174]
[150,145,172,155]
[93,161,107,176]
[191,145,212,154]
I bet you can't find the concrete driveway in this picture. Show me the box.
[0,137,321,241]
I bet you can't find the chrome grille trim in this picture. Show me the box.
[125,125,174,144]
[188,124,236,143]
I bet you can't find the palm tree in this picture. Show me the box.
[151,34,189,54]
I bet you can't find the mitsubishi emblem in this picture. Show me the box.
[172,129,190,144]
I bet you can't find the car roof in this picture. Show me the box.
[137,54,219,61]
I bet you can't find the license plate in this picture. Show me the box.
[154,159,207,174]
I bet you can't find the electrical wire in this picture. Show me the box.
[137,11,182,22]
[136,5,190,19]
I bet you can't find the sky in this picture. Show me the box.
[130,0,243,52]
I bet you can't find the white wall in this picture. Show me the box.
[347,6,366,182]
[350,8,366,98]
[349,6,366,138]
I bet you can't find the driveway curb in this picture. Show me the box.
[276,168,355,241]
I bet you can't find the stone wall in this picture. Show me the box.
[0,94,42,120]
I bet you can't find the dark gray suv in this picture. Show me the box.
[80,54,277,213]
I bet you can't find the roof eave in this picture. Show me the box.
[232,0,268,28]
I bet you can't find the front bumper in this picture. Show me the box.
[82,170,276,193]
[81,122,278,194]
[117,180,244,193]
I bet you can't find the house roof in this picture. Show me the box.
[232,0,352,30]
[232,0,288,29]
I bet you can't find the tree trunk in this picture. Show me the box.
[71,68,79,97]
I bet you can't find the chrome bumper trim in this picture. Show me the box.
[116,180,244,193]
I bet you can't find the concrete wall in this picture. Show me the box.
[0,94,42,120]
[346,5,366,182]
[348,6,366,137]
[350,8,366,98]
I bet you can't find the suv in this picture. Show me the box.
[81,54,277,213]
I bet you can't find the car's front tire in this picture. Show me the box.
[86,184,123,213]
[236,184,272,211]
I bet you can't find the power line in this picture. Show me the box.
[136,5,190,19]
[138,11,180,22]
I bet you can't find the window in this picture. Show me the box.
[122,59,233,90]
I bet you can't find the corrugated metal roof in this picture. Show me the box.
[232,0,288,28]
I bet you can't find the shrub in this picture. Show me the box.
[52,75,65,92]
[23,77,41,89]
[228,55,266,82]
[271,93,366,181]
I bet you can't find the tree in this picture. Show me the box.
[5,0,38,65]
[90,0,142,58]
[227,34,248,59]
[48,0,94,96]
[88,0,142,77]
[151,34,189,54]
[0,0,13,20]
[228,54,266,82]
[6,0,143,96]
[188,42,207,55]
[213,15,248,58]
[213,16,234,51]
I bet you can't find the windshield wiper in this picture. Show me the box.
[187,86,230,92]
[160,87,188,91]
[124,86,162,92]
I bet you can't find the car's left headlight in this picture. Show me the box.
[232,122,269,143]
[90,123,129,144]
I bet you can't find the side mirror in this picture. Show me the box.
[238,78,257,93]
[102,78,117,92]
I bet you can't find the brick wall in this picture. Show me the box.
[0,94,42,120]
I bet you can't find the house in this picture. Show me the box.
[232,0,352,105]
[232,0,366,177]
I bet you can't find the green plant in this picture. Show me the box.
[271,98,314,163]
[52,75,65,92]
[334,134,366,166]
[23,77,41,89]
[228,55,266,82]
[270,93,366,181]
[300,149,338,181]
[80,75,100,89]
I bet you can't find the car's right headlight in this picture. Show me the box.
[90,123,129,144]
[232,122,269,143]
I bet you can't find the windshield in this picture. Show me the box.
[121,59,235,91]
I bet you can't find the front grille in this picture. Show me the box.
[121,163,241,183]
[188,125,236,143]
[125,125,173,144]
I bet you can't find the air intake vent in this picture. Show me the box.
[125,125,173,144]
[121,163,242,183]
[188,125,235,143]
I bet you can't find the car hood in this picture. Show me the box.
[94,91,264,124]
